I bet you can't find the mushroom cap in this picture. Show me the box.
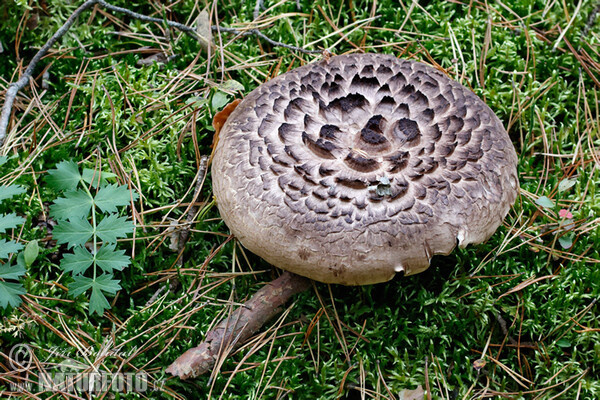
[212,53,519,285]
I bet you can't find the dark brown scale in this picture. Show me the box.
[386,151,410,173]
[389,72,407,87]
[378,96,396,111]
[466,147,484,162]
[376,64,393,75]
[272,96,288,113]
[318,165,336,176]
[326,81,344,97]
[400,84,416,96]
[284,145,301,162]
[393,118,421,146]
[390,184,409,200]
[284,98,311,120]
[326,93,369,112]
[427,124,442,142]
[269,164,285,175]
[377,83,392,94]
[350,75,380,91]
[408,90,429,108]
[302,132,338,159]
[457,130,472,145]
[278,123,295,143]
[438,143,457,157]
[344,153,380,172]
[433,94,450,114]
[394,103,410,117]
[319,124,340,140]
[360,65,374,75]
[421,108,435,123]
[335,176,369,189]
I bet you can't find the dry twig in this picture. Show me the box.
[0,0,318,147]
[166,271,311,379]
[0,0,98,148]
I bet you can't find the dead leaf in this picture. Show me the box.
[196,10,213,52]
[209,98,242,164]
[137,52,169,68]
[398,385,425,400]
[473,358,486,370]
[212,98,241,136]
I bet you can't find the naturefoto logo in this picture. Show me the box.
[7,343,148,394]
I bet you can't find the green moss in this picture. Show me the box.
[1,0,600,397]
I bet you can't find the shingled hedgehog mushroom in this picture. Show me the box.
[167,53,519,378]
[212,53,518,285]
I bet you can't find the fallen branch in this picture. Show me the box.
[0,0,99,148]
[216,26,320,54]
[166,271,311,379]
[97,1,319,54]
[0,0,318,147]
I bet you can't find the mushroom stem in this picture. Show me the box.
[166,271,311,379]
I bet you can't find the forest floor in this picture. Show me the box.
[1,0,600,398]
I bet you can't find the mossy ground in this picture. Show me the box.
[1,0,600,398]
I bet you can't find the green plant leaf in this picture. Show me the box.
[185,96,208,107]
[211,91,230,110]
[0,185,26,202]
[0,264,26,280]
[53,218,94,248]
[82,168,117,188]
[94,184,135,213]
[23,240,39,267]
[558,234,573,249]
[558,178,577,192]
[0,281,25,308]
[220,79,244,92]
[535,196,555,209]
[0,213,25,233]
[0,156,7,166]
[60,246,94,275]
[93,273,121,294]
[49,190,93,220]
[90,274,122,315]
[96,214,134,243]
[15,252,26,269]
[89,285,111,316]
[69,274,121,315]
[0,239,23,258]
[69,275,94,297]
[46,161,81,191]
[95,244,130,273]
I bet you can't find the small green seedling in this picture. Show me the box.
[46,161,137,315]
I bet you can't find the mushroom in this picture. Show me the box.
[167,53,519,379]
[212,53,519,285]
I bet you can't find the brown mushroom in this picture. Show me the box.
[167,53,519,379]
[212,53,519,285]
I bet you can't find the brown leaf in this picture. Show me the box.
[196,10,213,52]
[209,98,242,163]
[212,98,241,136]
[399,385,425,400]
[473,358,486,370]
[136,52,168,68]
